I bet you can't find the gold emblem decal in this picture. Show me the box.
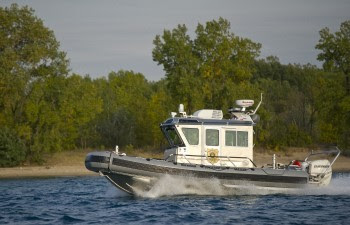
[207,149,219,164]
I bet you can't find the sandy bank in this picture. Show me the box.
[0,165,96,179]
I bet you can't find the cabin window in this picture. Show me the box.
[225,131,237,146]
[182,128,199,145]
[162,126,183,147]
[206,129,219,146]
[225,130,248,147]
[237,131,248,147]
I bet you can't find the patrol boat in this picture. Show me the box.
[85,95,340,195]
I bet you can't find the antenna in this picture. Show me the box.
[252,93,263,115]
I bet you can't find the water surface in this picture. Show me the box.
[1,173,349,224]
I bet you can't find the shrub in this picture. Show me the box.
[0,128,26,167]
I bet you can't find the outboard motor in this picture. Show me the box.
[308,160,332,186]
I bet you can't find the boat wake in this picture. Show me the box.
[293,173,350,196]
[133,174,228,198]
[129,173,350,198]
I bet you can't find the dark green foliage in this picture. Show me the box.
[316,20,350,93]
[0,128,26,167]
[152,18,349,152]
[92,70,153,149]
[0,4,101,164]
[315,20,350,153]
[252,59,349,153]
[96,108,136,148]
[0,5,349,166]
[153,18,261,112]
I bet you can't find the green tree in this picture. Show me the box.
[253,59,327,149]
[0,4,68,126]
[153,24,201,113]
[58,75,103,149]
[0,4,69,163]
[316,20,350,94]
[145,80,173,148]
[194,18,260,109]
[153,18,261,112]
[315,72,350,151]
[0,127,26,167]
[316,20,350,151]
[24,76,64,162]
[94,70,152,148]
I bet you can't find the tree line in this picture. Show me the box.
[0,4,349,166]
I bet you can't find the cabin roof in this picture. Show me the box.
[161,117,254,126]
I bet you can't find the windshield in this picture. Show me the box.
[161,126,184,147]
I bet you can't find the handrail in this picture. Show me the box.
[164,153,257,167]
[304,148,340,161]
[182,154,194,165]
[226,156,237,167]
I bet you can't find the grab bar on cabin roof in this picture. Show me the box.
[164,154,257,167]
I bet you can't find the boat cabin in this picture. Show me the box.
[161,98,261,168]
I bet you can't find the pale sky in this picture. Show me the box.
[1,0,350,81]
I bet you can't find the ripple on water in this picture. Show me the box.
[0,174,349,224]
[59,215,85,223]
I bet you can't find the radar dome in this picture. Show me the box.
[235,100,254,108]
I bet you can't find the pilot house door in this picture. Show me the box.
[203,128,220,165]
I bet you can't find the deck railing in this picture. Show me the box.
[164,153,257,168]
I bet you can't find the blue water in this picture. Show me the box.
[1,173,350,225]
